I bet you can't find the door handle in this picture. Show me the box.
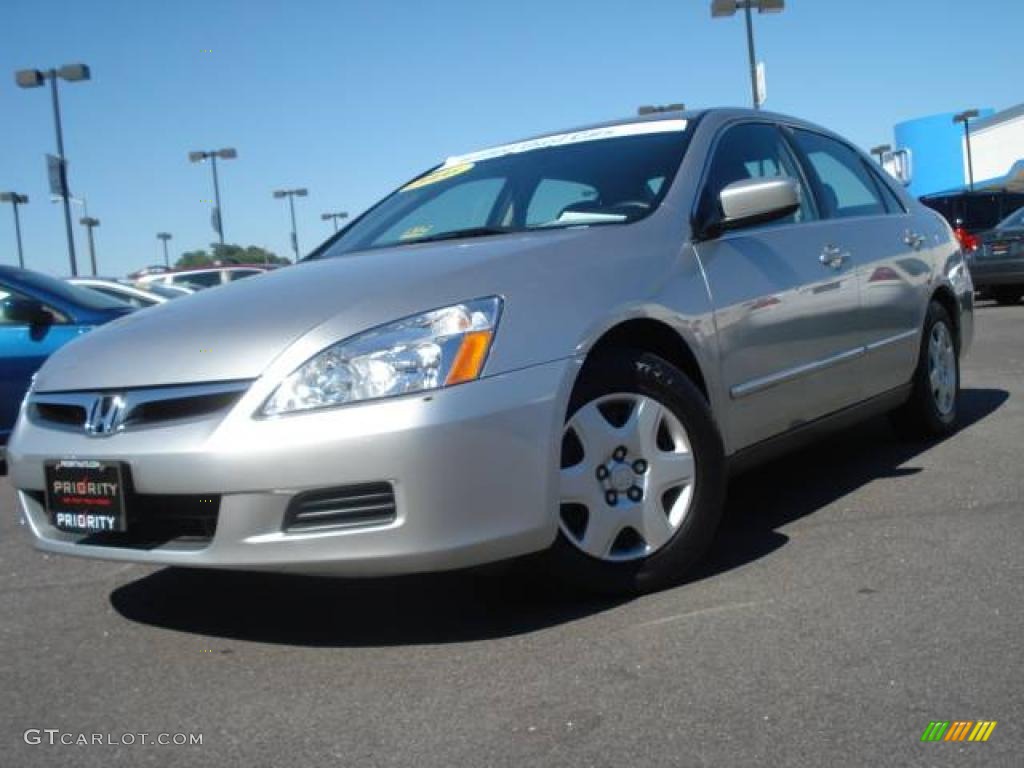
[903,230,926,250]
[819,245,848,269]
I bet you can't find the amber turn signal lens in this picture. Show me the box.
[445,330,494,385]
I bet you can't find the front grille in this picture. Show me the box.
[34,403,87,426]
[284,482,397,533]
[30,381,250,433]
[28,490,219,549]
[128,391,243,425]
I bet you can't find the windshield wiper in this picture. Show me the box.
[402,226,512,245]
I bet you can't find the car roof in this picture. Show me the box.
[475,108,838,152]
[0,264,35,280]
[168,264,271,273]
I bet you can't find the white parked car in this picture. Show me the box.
[66,278,167,308]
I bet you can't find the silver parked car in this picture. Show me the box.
[8,109,973,594]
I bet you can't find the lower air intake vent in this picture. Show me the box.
[284,483,397,533]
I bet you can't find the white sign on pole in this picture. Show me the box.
[756,62,767,108]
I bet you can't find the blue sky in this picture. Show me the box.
[1,0,1021,277]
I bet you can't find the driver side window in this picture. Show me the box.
[0,284,65,326]
[700,123,815,229]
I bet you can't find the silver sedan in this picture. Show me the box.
[7,109,973,594]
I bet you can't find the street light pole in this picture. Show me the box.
[321,211,349,232]
[288,195,298,257]
[210,154,223,244]
[743,2,758,110]
[15,63,91,276]
[710,1,784,110]
[157,232,172,267]
[0,192,28,268]
[274,188,308,261]
[48,74,80,275]
[871,144,892,166]
[953,109,980,192]
[189,148,236,244]
[80,217,100,275]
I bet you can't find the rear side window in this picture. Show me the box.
[867,166,906,214]
[791,130,886,219]
[700,122,816,228]
[228,270,261,281]
[174,271,221,287]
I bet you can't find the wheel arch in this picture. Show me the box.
[579,318,712,406]
[930,284,961,348]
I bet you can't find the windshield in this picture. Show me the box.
[317,120,692,257]
[996,206,1024,230]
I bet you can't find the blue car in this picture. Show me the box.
[1,265,133,449]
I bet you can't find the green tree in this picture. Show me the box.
[174,243,290,269]
[176,249,214,269]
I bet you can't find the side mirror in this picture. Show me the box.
[720,177,801,232]
[2,297,52,326]
[699,177,801,239]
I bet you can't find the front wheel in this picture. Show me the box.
[548,349,726,595]
[891,300,960,439]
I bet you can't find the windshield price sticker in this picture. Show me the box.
[446,119,689,167]
[402,162,475,192]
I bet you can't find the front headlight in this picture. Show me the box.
[260,296,502,416]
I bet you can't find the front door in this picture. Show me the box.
[693,121,862,451]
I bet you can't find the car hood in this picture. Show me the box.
[33,229,610,392]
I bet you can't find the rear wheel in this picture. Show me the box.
[549,349,726,595]
[891,300,959,439]
[992,287,1022,306]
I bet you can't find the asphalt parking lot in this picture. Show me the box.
[1,302,1021,768]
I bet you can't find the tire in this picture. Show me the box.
[992,287,1023,306]
[890,300,960,439]
[547,349,726,596]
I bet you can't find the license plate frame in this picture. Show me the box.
[44,459,127,533]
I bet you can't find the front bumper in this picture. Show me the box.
[7,359,572,576]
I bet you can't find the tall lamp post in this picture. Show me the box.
[15,63,91,276]
[189,148,236,244]
[953,109,980,192]
[0,192,28,268]
[274,188,308,261]
[80,216,100,275]
[321,211,348,232]
[710,0,784,110]
[871,144,891,166]
[157,232,173,267]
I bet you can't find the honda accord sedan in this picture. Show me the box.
[7,109,973,594]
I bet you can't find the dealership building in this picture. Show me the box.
[881,103,1024,198]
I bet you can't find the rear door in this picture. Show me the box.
[787,128,925,397]
[693,121,862,451]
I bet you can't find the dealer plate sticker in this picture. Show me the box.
[44,459,127,533]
